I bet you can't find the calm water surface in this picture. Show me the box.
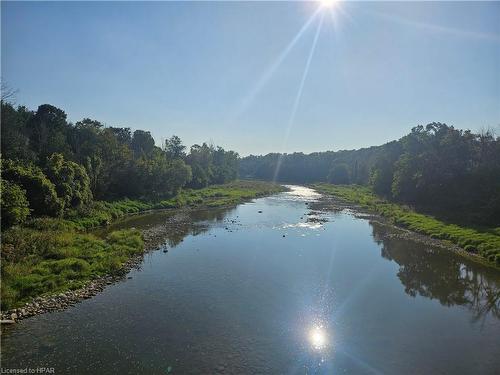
[2,186,500,374]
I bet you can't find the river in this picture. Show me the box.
[1,186,499,374]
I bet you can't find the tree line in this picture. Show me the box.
[1,102,239,228]
[240,123,500,225]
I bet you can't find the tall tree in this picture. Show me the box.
[131,130,155,157]
[164,135,186,159]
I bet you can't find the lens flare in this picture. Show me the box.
[234,7,322,118]
[272,13,324,182]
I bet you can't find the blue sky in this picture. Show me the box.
[2,1,499,155]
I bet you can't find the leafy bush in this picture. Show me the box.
[1,179,31,228]
[2,159,63,217]
[45,153,93,208]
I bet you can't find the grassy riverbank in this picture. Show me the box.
[29,180,286,232]
[1,181,285,310]
[314,184,500,268]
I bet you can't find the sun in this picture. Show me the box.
[319,0,337,9]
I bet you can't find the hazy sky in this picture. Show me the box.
[2,1,499,155]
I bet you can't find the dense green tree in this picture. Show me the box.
[391,153,418,202]
[70,118,104,165]
[164,135,186,159]
[0,102,240,228]
[84,155,103,197]
[189,163,210,188]
[94,128,134,199]
[164,159,192,195]
[328,163,350,184]
[212,147,239,184]
[186,143,214,188]
[0,103,36,162]
[370,158,394,197]
[69,121,134,199]
[184,143,239,187]
[132,149,191,198]
[2,159,64,217]
[1,180,31,228]
[240,123,499,225]
[26,104,72,161]
[108,127,132,144]
[131,130,155,157]
[45,153,93,208]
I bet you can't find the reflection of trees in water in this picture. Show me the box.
[370,221,500,321]
[189,207,235,223]
[165,207,236,248]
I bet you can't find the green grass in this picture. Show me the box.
[314,183,500,268]
[1,228,143,310]
[1,180,285,310]
[155,180,286,209]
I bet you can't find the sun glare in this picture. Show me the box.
[309,325,328,350]
[319,0,337,9]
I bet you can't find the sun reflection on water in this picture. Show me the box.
[282,185,322,202]
[309,325,329,351]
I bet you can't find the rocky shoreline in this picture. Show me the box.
[1,212,197,324]
[1,248,147,324]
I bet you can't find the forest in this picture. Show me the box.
[1,102,239,228]
[240,123,500,226]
